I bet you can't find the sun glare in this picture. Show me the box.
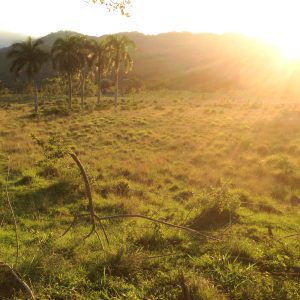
[270,34,300,60]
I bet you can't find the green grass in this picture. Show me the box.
[0,91,300,299]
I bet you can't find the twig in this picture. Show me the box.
[61,213,88,237]
[5,161,19,268]
[146,253,183,259]
[279,233,300,239]
[0,262,35,299]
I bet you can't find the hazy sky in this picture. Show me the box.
[1,0,300,56]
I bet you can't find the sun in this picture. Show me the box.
[265,28,300,60]
[274,35,300,60]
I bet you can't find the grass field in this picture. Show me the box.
[0,91,300,299]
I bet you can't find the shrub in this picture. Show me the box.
[189,185,240,230]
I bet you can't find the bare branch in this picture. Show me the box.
[4,160,19,268]
[0,262,35,300]
[61,213,89,237]
[94,214,219,240]
[91,0,131,16]
[69,152,109,245]
[279,232,300,239]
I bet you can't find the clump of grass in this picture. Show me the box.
[111,179,130,197]
[255,144,270,156]
[15,175,33,186]
[97,179,131,198]
[135,224,166,251]
[195,253,274,299]
[286,191,300,206]
[256,197,282,215]
[189,185,240,230]
[37,163,59,179]
[103,248,145,277]
[173,190,193,202]
[180,275,227,300]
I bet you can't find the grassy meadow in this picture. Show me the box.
[0,91,300,299]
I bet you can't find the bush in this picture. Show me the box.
[189,186,240,230]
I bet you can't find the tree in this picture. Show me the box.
[7,37,48,114]
[0,80,10,95]
[106,35,135,107]
[51,35,82,109]
[77,37,94,108]
[92,0,131,16]
[90,39,111,105]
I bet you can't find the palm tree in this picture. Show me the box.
[51,35,82,109]
[7,37,48,114]
[76,37,94,108]
[90,39,111,105]
[106,35,135,107]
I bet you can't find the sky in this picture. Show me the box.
[1,0,300,57]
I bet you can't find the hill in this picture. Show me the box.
[0,31,26,48]
[1,30,300,94]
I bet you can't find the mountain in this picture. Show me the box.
[1,30,299,94]
[0,31,26,48]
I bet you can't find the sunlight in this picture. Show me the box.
[270,33,300,60]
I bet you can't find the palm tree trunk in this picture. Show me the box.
[97,68,102,105]
[80,73,85,108]
[114,70,119,108]
[33,80,39,114]
[68,73,72,109]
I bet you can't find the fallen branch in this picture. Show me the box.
[0,262,35,300]
[33,139,218,245]
[279,232,300,239]
[64,153,109,248]
[94,214,219,240]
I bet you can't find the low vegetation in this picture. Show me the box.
[0,90,299,299]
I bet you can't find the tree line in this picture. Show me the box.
[7,35,135,114]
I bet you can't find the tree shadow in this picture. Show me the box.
[14,180,82,215]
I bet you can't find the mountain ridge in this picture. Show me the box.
[2,30,300,94]
[0,31,26,48]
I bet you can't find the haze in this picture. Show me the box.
[1,0,300,57]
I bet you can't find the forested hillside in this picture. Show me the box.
[2,31,300,94]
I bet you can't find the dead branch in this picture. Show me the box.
[94,214,219,240]
[66,153,109,247]
[279,232,300,239]
[0,262,35,300]
[61,213,89,237]
[146,253,182,259]
[59,152,217,246]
